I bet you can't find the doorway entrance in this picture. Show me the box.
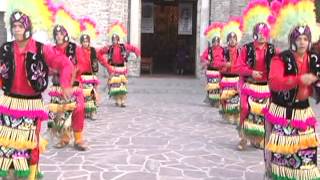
[141,0,197,75]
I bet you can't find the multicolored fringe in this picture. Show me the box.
[271,164,320,180]
[206,70,220,103]
[263,103,317,131]
[48,86,82,97]
[80,75,100,85]
[0,157,31,178]
[242,82,270,99]
[220,76,239,89]
[13,158,30,178]
[0,95,47,120]
[248,97,268,115]
[0,158,13,177]
[108,72,128,97]
[243,121,265,137]
[267,129,318,154]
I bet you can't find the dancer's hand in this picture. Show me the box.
[252,70,263,79]
[225,62,231,68]
[300,73,318,86]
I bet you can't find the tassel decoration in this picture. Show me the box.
[0,96,47,120]
[242,83,271,99]
[271,164,320,180]
[266,130,319,154]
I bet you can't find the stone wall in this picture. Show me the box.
[56,0,128,47]
[0,12,6,45]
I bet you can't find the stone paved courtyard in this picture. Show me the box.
[39,76,320,180]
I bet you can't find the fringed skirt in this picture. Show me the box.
[206,69,221,105]
[47,86,80,137]
[263,100,320,180]
[108,66,128,97]
[0,94,47,178]
[242,82,270,147]
[80,74,99,115]
[220,74,240,123]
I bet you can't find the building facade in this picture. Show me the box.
[1,0,320,77]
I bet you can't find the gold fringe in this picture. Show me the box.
[108,75,128,84]
[266,129,319,154]
[221,89,238,100]
[0,157,13,171]
[206,83,220,91]
[248,97,269,115]
[0,125,37,150]
[0,96,45,112]
[272,164,320,180]
[48,102,77,113]
[244,83,270,94]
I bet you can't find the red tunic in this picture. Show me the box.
[97,44,141,65]
[218,46,239,74]
[200,46,224,68]
[9,39,73,96]
[54,43,83,82]
[269,52,312,101]
[235,42,268,82]
[78,47,109,74]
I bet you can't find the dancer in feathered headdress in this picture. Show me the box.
[77,18,109,120]
[219,17,243,125]
[97,21,140,108]
[236,0,276,151]
[5,0,54,36]
[48,5,89,152]
[263,0,320,179]
[200,22,225,107]
[0,9,74,179]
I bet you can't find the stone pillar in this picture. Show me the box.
[196,0,210,78]
[128,0,141,77]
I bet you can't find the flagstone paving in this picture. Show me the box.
[38,76,320,180]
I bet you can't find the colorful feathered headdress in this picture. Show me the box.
[204,22,224,43]
[107,21,127,42]
[51,5,81,40]
[242,0,271,36]
[268,0,320,43]
[5,0,53,33]
[221,17,243,44]
[80,17,99,40]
